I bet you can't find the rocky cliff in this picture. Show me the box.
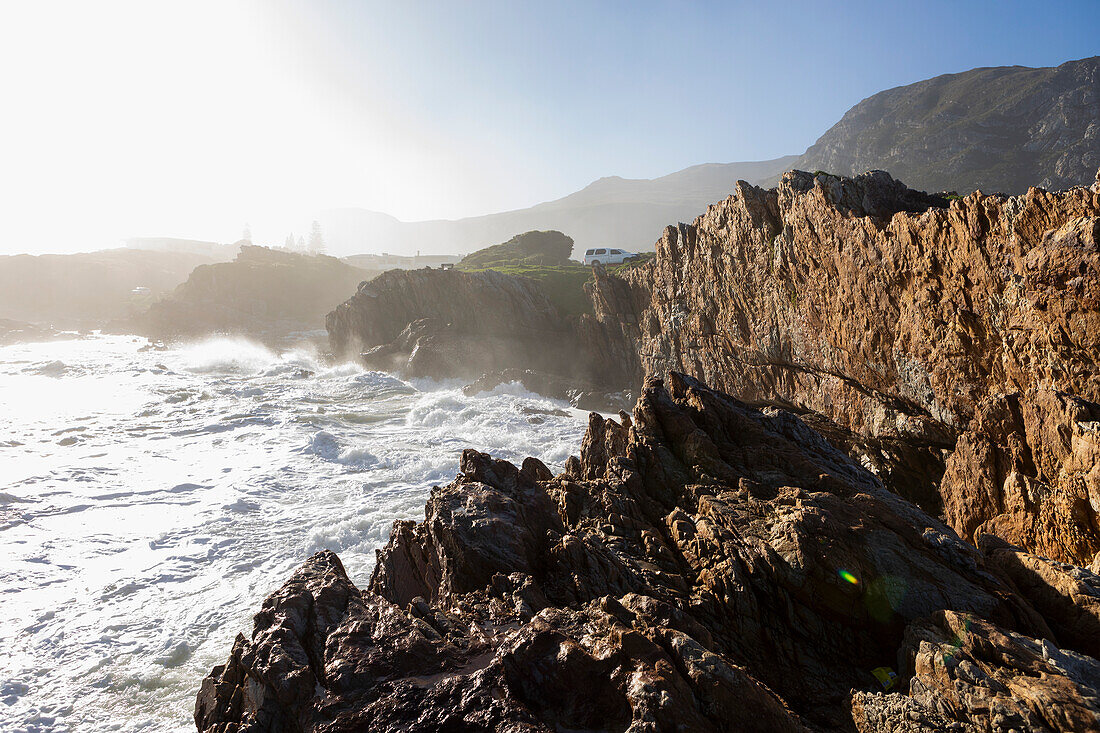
[197,374,1100,732]
[326,268,574,378]
[589,168,1100,565]
[204,168,1100,731]
[326,266,634,408]
[137,246,376,339]
[327,168,1100,565]
[0,247,227,330]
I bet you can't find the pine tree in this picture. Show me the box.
[284,233,295,250]
[242,223,252,243]
[309,220,325,254]
[297,235,306,251]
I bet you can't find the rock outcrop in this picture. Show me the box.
[326,267,633,409]
[327,268,576,378]
[851,610,1100,733]
[0,318,69,346]
[197,373,1100,732]
[590,168,1100,563]
[137,246,376,339]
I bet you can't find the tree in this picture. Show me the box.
[242,223,252,243]
[284,233,296,250]
[297,235,305,251]
[309,220,325,254]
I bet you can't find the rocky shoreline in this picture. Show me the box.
[196,374,1100,731]
[199,169,1100,731]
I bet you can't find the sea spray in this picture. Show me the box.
[0,334,587,732]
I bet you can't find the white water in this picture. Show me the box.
[0,334,588,732]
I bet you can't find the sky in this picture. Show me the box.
[0,0,1097,254]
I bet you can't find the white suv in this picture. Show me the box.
[584,247,636,266]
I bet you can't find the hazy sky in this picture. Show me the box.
[1,0,1097,254]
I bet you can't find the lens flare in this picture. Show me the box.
[838,569,859,585]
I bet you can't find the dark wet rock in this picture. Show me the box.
[852,611,1100,733]
[327,268,636,403]
[198,373,1100,732]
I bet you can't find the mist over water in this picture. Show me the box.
[0,335,588,732]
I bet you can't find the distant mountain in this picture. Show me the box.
[123,59,1100,264]
[788,56,1100,194]
[318,157,798,259]
[322,54,1099,260]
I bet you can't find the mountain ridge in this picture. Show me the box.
[786,55,1100,194]
[317,156,798,257]
[320,56,1098,256]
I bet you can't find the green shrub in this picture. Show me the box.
[458,231,575,269]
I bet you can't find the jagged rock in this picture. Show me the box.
[199,373,1100,732]
[852,611,1100,733]
[943,389,1100,565]
[590,168,1100,560]
[980,535,1100,661]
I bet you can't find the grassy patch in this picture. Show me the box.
[610,252,655,274]
[459,264,595,318]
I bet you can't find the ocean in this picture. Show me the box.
[0,334,588,732]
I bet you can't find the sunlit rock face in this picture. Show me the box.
[196,374,1100,732]
[590,169,1100,564]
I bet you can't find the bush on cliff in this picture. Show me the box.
[457,230,576,269]
[457,230,593,317]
